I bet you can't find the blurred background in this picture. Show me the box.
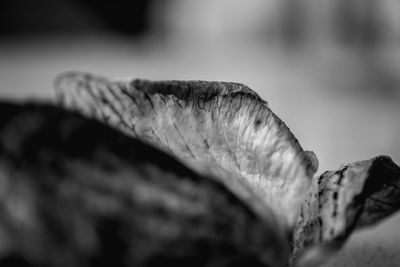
[0,1,400,266]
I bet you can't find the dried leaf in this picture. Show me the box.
[292,156,400,266]
[54,71,400,267]
[55,71,316,227]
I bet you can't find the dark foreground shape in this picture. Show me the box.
[0,102,288,267]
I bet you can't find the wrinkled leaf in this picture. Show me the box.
[292,156,400,266]
[54,71,400,267]
[55,72,316,227]
[0,102,289,267]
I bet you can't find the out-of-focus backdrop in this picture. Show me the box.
[0,1,399,266]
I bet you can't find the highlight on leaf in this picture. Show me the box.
[55,71,316,228]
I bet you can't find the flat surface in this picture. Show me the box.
[1,35,400,266]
